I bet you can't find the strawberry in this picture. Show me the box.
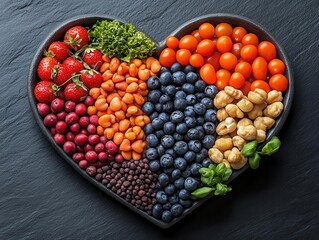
[83,48,103,70]
[63,57,84,74]
[37,57,58,81]
[64,81,87,102]
[34,81,59,103]
[52,64,73,86]
[47,41,70,61]
[80,69,103,89]
[64,26,89,51]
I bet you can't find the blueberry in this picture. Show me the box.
[146,134,159,147]
[164,85,176,97]
[161,135,175,149]
[159,95,171,104]
[186,72,198,83]
[183,134,190,141]
[202,158,212,167]
[195,80,207,92]
[170,111,184,123]
[160,85,166,93]
[178,189,190,200]
[173,71,186,85]
[204,109,217,122]
[158,173,170,187]
[159,67,170,75]
[163,202,172,210]
[184,64,196,74]
[146,148,158,160]
[165,184,175,196]
[195,126,205,140]
[152,204,163,219]
[175,90,187,99]
[166,148,177,159]
[174,98,187,111]
[195,148,208,163]
[162,101,174,113]
[160,153,174,168]
[182,83,195,94]
[156,130,165,139]
[171,169,182,181]
[204,85,218,98]
[188,140,202,153]
[190,163,202,176]
[182,167,192,178]
[151,118,164,130]
[174,157,187,171]
[142,102,154,115]
[170,62,183,73]
[184,177,199,191]
[158,112,170,122]
[194,103,206,115]
[201,97,214,109]
[173,141,188,155]
[156,191,168,204]
[148,90,161,104]
[161,210,173,223]
[150,112,159,121]
[185,94,196,105]
[171,204,183,217]
[203,122,216,134]
[202,135,215,149]
[174,177,185,189]
[163,167,174,175]
[176,123,188,134]
[147,76,160,90]
[184,151,196,163]
[144,124,154,135]
[179,199,193,208]
[168,194,179,204]
[196,117,205,125]
[195,92,206,101]
[184,117,197,128]
[163,122,175,135]
[159,71,173,85]
[149,160,161,172]
[187,128,200,140]
[184,106,196,117]
[155,103,163,112]
[173,133,183,141]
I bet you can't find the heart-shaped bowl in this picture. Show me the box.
[28,13,293,229]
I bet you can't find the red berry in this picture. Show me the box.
[48,41,70,61]
[64,26,89,51]
[79,160,89,169]
[54,133,66,145]
[89,115,99,126]
[34,81,58,103]
[80,70,103,89]
[98,152,108,162]
[63,57,84,74]
[74,133,88,146]
[65,101,76,112]
[43,114,57,127]
[115,154,124,163]
[50,98,65,113]
[75,103,87,116]
[72,153,85,163]
[56,121,68,134]
[105,141,118,155]
[37,103,50,117]
[70,123,81,134]
[84,96,94,106]
[57,111,67,121]
[52,64,73,86]
[64,82,87,102]
[65,112,79,125]
[79,116,90,128]
[83,48,103,70]
[66,132,75,141]
[87,124,96,134]
[50,127,57,135]
[85,151,98,163]
[88,135,100,146]
[94,143,105,153]
[99,136,107,144]
[83,143,94,152]
[86,166,97,176]
[37,57,58,81]
[81,129,89,136]
[63,141,76,155]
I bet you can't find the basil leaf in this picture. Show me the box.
[199,168,213,178]
[249,152,261,169]
[201,176,213,187]
[215,163,226,176]
[222,168,233,181]
[260,136,281,156]
[191,187,215,198]
[208,164,216,171]
[241,140,258,157]
[211,176,222,185]
[214,183,232,195]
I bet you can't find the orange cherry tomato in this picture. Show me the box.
[200,63,216,84]
[216,36,233,53]
[165,36,179,49]
[242,33,259,46]
[251,80,271,92]
[176,49,191,65]
[216,69,231,90]
[232,26,247,42]
[189,53,205,67]
[179,35,198,52]
[240,81,251,95]
[191,30,203,42]
[235,61,252,78]
[258,41,277,61]
[198,23,215,39]
[211,37,218,48]
[229,72,245,89]
[196,39,215,57]
[159,48,176,67]
[215,23,233,37]
[268,58,285,75]
[252,57,268,80]
[219,52,238,70]
[205,52,221,70]
[240,44,258,62]
[269,74,288,92]
[231,43,243,58]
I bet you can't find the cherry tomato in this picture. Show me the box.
[165,36,179,49]
[231,43,243,58]
[252,57,268,80]
[206,52,221,70]
[240,81,251,95]
[198,23,215,39]
[219,52,238,70]
[212,37,218,48]
[242,33,259,46]
[191,30,203,42]
[258,41,276,61]
[159,48,176,67]
[215,23,233,37]
[251,80,271,92]
[235,61,252,78]
[189,53,205,67]
[269,74,288,92]
[216,69,231,90]
[176,49,191,65]
[216,36,233,53]
[232,26,247,42]
[229,72,245,89]
[268,58,285,75]
[179,35,198,52]
[200,63,216,84]
[196,39,215,57]
[240,44,258,62]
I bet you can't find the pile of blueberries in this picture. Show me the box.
[142,63,218,223]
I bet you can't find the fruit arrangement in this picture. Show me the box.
[31,17,290,226]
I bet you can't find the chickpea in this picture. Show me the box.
[214,135,233,151]
[216,117,237,135]
[248,89,267,104]
[237,96,254,112]
[254,117,275,131]
[267,90,283,104]
[217,108,229,121]
[224,150,231,160]
[228,147,242,163]
[214,90,234,109]
[237,125,257,141]
[229,130,237,138]
[232,136,246,150]
[225,104,244,118]
[208,147,223,163]
[222,159,231,169]
[247,102,267,120]
[231,155,248,170]
[237,118,253,127]
[264,102,284,118]
[256,129,266,143]
[224,86,243,100]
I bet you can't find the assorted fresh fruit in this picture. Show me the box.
[33,19,288,223]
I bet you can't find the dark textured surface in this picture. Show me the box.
[0,0,318,239]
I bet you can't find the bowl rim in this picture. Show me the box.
[27,13,294,229]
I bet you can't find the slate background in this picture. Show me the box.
[0,0,318,239]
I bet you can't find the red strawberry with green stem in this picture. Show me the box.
[37,57,58,81]
[64,80,87,102]
[34,81,60,103]
[46,41,70,61]
[64,26,89,51]
[52,64,74,86]
[80,69,103,89]
[83,48,103,70]
[63,57,84,74]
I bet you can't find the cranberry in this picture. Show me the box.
[57,111,67,121]
[105,141,118,155]
[80,129,89,136]
[89,115,99,126]
[84,96,94,106]
[54,133,66,145]
[79,116,90,128]
[70,123,81,134]
[74,133,88,146]
[50,98,65,113]
[92,162,104,168]
[115,153,124,163]
[100,136,107,144]
[88,135,99,146]
[98,152,108,162]
[87,124,96,134]
[63,141,76,155]
[43,114,57,127]
[85,151,98,163]
[55,121,68,134]
[72,153,85,163]
[66,132,75,141]
[65,112,79,125]
[50,127,57,135]
[75,103,86,116]
[86,166,97,176]
[108,154,115,162]
[95,143,105,153]
[65,101,76,112]
[37,103,49,117]
[79,160,89,169]
[83,143,94,152]
[76,145,84,153]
